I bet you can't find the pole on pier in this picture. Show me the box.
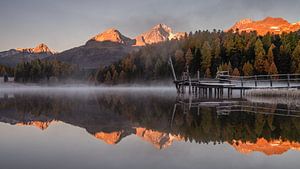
[168,57,177,81]
[287,74,290,88]
[209,88,212,98]
[255,75,257,88]
[189,79,191,94]
[241,77,244,88]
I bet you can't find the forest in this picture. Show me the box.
[14,60,76,82]
[0,64,14,77]
[95,30,300,84]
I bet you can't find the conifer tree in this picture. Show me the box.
[119,70,126,83]
[265,44,276,72]
[201,41,212,75]
[105,71,112,84]
[242,62,254,76]
[232,68,240,76]
[292,41,300,73]
[268,62,278,75]
[112,70,118,84]
[254,39,267,74]
[185,48,193,67]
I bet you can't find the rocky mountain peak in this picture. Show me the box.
[16,43,53,54]
[231,138,300,155]
[33,43,52,53]
[152,23,173,34]
[90,28,132,45]
[135,23,185,46]
[94,131,123,145]
[234,18,254,26]
[228,17,300,35]
[262,16,288,24]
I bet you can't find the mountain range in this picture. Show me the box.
[51,23,185,68]
[1,17,300,68]
[0,24,185,68]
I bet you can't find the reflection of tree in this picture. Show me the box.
[0,94,300,145]
[255,114,266,136]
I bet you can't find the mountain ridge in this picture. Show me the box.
[49,23,185,68]
[0,43,54,67]
[228,16,300,35]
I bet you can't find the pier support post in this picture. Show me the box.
[220,88,223,98]
[209,88,212,98]
[189,79,191,94]
[255,75,257,88]
[287,74,290,88]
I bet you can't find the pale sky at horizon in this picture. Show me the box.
[0,0,299,52]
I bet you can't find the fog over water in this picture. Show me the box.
[0,83,177,96]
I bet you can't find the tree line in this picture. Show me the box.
[14,60,76,82]
[0,65,14,77]
[95,30,300,84]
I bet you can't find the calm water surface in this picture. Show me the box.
[0,85,300,169]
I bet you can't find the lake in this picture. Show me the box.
[0,85,300,169]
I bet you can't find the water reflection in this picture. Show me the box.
[1,89,300,156]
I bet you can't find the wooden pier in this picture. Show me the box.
[168,58,300,97]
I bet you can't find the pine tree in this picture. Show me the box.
[201,41,212,74]
[242,62,254,76]
[278,44,291,74]
[265,44,276,72]
[185,48,193,68]
[0,67,5,76]
[268,62,278,75]
[105,71,112,84]
[205,68,211,78]
[154,58,163,79]
[212,37,221,59]
[211,38,221,76]
[232,68,240,76]
[292,41,300,73]
[262,33,272,50]
[112,70,118,84]
[95,66,105,83]
[267,44,276,64]
[175,49,185,73]
[254,39,267,74]
[119,70,126,83]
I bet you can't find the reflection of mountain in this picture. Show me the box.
[94,131,125,145]
[1,93,300,154]
[92,128,183,149]
[16,120,54,130]
[231,138,300,155]
[135,127,183,149]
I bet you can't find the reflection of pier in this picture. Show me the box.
[216,104,300,118]
[170,96,300,128]
[168,58,300,96]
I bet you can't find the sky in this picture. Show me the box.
[0,0,300,52]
